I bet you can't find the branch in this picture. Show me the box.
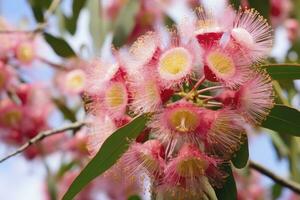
[0,121,85,163]
[249,160,300,194]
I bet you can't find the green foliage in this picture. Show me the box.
[248,0,270,20]
[52,98,77,123]
[272,183,282,200]
[215,165,237,200]
[263,64,300,80]
[44,33,76,58]
[127,195,142,200]
[28,0,51,22]
[62,114,149,200]
[112,0,140,48]
[262,105,300,137]
[230,0,241,9]
[63,0,87,35]
[232,137,249,169]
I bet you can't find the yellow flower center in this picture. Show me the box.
[207,51,235,77]
[66,70,86,90]
[159,47,191,77]
[176,157,208,177]
[169,109,199,133]
[16,42,34,63]
[105,83,127,108]
[1,110,22,127]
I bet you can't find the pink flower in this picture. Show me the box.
[123,140,165,179]
[203,44,251,88]
[217,71,274,125]
[230,8,273,61]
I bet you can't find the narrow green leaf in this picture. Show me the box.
[262,104,300,136]
[262,64,300,80]
[127,195,142,200]
[232,137,249,169]
[65,0,87,35]
[29,0,45,22]
[44,33,76,58]
[248,0,270,20]
[87,0,109,51]
[62,114,149,200]
[52,98,77,123]
[272,183,282,200]
[215,165,237,200]
[112,0,140,47]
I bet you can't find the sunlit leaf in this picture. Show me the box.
[262,64,300,80]
[112,0,140,47]
[62,114,149,200]
[262,105,300,136]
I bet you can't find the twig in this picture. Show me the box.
[249,160,300,194]
[38,56,68,70]
[0,121,85,163]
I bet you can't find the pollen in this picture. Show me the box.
[66,70,86,90]
[1,110,22,127]
[168,109,199,133]
[206,51,236,77]
[176,157,208,177]
[16,42,35,64]
[158,47,191,78]
[105,83,127,108]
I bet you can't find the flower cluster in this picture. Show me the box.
[85,6,274,199]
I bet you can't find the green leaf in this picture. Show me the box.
[262,64,300,80]
[44,33,76,58]
[112,0,140,48]
[127,195,142,200]
[230,0,241,9]
[262,105,300,136]
[87,0,109,51]
[62,114,149,200]
[232,137,249,169]
[64,0,87,35]
[248,0,270,20]
[52,98,77,123]
[272,183,282,200]
[29,0,45,22]
[215,165,237,200]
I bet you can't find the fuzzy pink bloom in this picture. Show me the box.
[203,44,251,88]
[0,99,24,131]
[204,109,246,159]
[158,143,222,200]
[123,140,165,179]
[217,71,274,125]
[148,101,206,150]
[62,69,87,94]
[230,8,273,61]
[129,73,163,114]
[84,60,129,118]
[87,115,131,156]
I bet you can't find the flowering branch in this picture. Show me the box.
[249,160,300,194]
[0,121,85,163]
